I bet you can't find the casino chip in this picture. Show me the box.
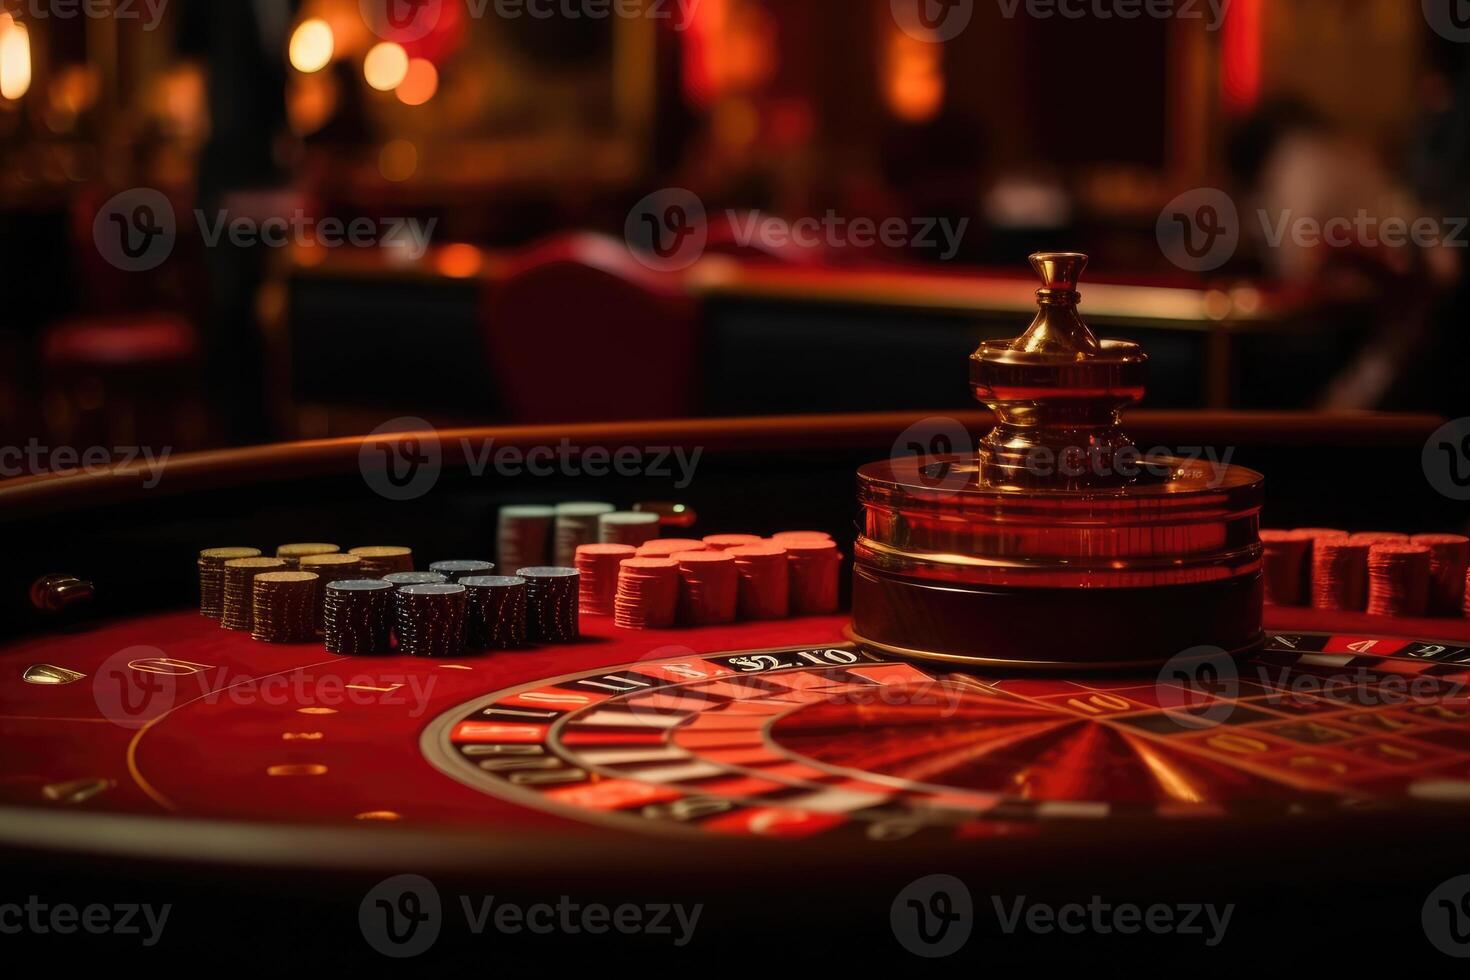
[599,511,661,548]
[783,539,841,615]
[350,546,415,577]
[299,554,366,629]
[1260,530,1311,605]
[575,544,637,616]
[394,583,469,658]
[323,580,394,654]
[497,505,555,572]
[1411,533,1469,615]
[1366,543,1431,617]
[198,547,262,619]
[728,545,791,620]
[672,550,737,626]
[553,502,615,567]
[635,538,708,558]
[1349,532,1410,546]
[383,571,448,588]
[275,543,340,569]
[461,576,528,650]
[1311,536,1369,611]
[614,557,679,630]
[771,531,833,545]
[428,560,495,584]
[702,534,762,551]
[221,557,287,631]
[516,567,580,642]
[250,572,319,643]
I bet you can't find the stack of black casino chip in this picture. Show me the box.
[394,583,468,658]
[324,580,395,654]
[429,560,495,584]
[384,571,447,588]
[462,575,528,650]
[516,567,580,642]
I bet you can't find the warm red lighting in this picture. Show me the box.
[1221,0,1262,114]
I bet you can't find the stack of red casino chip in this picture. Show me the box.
[1311,536,1369,611]
[1349,532,1410,547]
[729,545,790,620]
[783,539,841,614]
[636,539,708,558]
[1294,528,1348,602]
[702,534,763,552]
[672,550,737,626]
[771,531,833,547]
[575,544,637,615]
[1464,566,1470,618]
[1410,534,1470,615]
[1260,530,1311,605]
[1366,543,1431,617]
[614,558,680,630]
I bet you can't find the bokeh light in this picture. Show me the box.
[0,18,33,101]
[364,43,409,92]
[288,18,334,74]
[395,58,438,106]
[378,139,418,182]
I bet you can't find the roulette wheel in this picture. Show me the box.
[1,256,1468,969]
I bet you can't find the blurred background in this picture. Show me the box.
[1,0,1467,459]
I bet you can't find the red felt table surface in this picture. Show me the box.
[4,605,1470,832]
[0,610,853,830]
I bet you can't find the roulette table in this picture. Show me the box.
[6,421,1469,968]
[4,263,1469,967]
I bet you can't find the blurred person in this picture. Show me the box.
[1227,99,1457,413]
[176,0,298,444]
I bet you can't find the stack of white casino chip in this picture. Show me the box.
[497,505,555,572]
[554,502,616,567]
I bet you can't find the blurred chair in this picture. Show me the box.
[484,234,699,422]
[40,314,203,451]
[38,186,206,453]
